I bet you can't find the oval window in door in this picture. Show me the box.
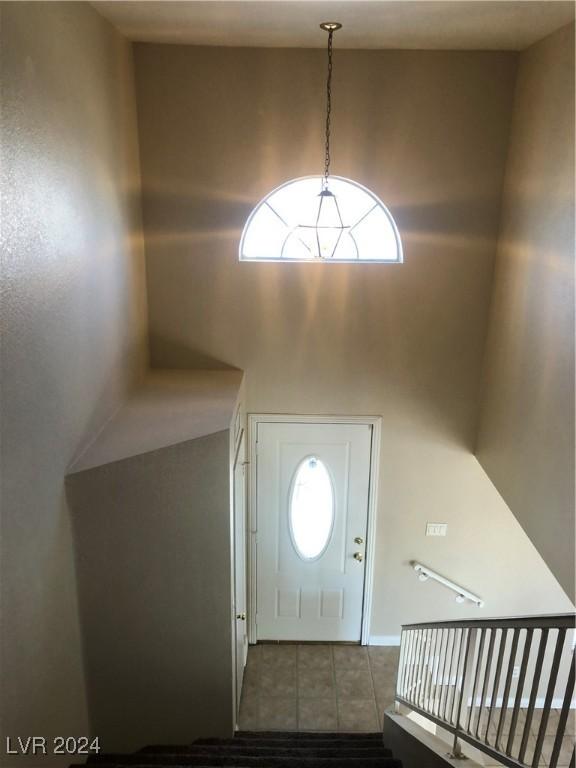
[289,456,335,561]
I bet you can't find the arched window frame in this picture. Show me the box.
[239,175,403,263]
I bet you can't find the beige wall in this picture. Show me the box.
[67,431,233,752]
[2,12,573,755]
[134,43,573,636]
[0,2,147,758]
[476,24,575,602]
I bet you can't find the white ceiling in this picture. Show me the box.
[92,1,575,50]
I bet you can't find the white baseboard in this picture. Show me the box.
[469,695,576,709]
[368,635,401,646]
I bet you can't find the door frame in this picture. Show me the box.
[247,413,382,646]
[231,424,247,726]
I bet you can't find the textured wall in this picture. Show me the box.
[134,44,574,635]
[67,431,233,752]
[477,24,575,601]
[0,2,147,759]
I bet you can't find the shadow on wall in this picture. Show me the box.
[135,46,519,453]
[67,431,234,752]
[143,193,495,452]
[148,334,239,371]
[139,181,505,253]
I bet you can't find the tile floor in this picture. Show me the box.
[480,706,575,767]
[238,643,575,767]
[238,643,399,732]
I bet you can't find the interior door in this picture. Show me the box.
[233,430,248,714]
[256,422,372,642]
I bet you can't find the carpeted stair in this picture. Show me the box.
[78,730,402,767]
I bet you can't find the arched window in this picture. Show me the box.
[239,176,402,263]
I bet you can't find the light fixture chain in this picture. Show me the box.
[323,28,334,189]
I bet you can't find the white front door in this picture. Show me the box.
[255,422,373,642]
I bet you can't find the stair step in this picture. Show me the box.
[78,760,400,768]
[177,740,386,751]
[75,730,399,768]
[120,747,391,759]
[235,732,383,741]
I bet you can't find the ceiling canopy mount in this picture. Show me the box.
[319,22,342,33]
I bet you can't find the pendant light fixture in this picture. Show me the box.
[239,23,403,263]
[315,22,345,260]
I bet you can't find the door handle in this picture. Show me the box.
[236,613,246,620]
[353,552,364,562]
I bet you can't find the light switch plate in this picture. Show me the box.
[426,523,447,537]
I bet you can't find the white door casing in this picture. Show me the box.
[254,421,373,642]
[233,429,248,714]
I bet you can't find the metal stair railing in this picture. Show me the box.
[395,614,576,768]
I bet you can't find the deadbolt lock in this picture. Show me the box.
[354,537,364,545]
[353,552,364,562]
[236,613,246,621]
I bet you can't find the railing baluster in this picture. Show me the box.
[486,628,508,743]
[451,627,467,727]
[408,629,419,705]
[496,628,520,750]
[519,628,549,764]
[414,629,423,706]
[444,627,459,722]
[425,628,439,709]
[396,628,405,698]
[477,628,496,740]
[395,615,575,768]
[430,628,439,715]
[419,628,431,708]
[434,628,446,717]
[415,628,425,704]
[466,627,486,734]
[397,629,409,698]
[407,629,418,700]
[411,629,424,705]
[532,628,567,768]
[429,627,436,708]
[549,648,575,768]
[421,628,432,708]
[439,627,452,718]
[405,629,413,699]
[398,630,407,698]
[506,628,533,757]
[452,627,475,756]
[405,629,417,703]
[410,629,419,700]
